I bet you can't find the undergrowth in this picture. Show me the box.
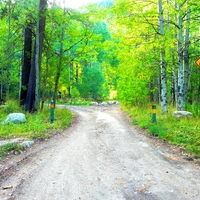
[122,104,200,158]
[0,101,74,161]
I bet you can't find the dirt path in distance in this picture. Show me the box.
[0,105,200,200]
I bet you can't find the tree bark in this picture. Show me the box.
[158,0,168,114]
[171,49,178,106]
[183,8,190,105]
[25,0,47,112]
[53,3,66,105]
[5,0,12,101]
[25,45,36,112]
[20,23,32,106]
[177,5,184,111]
[34,0,47,111]
[41,46,50,110]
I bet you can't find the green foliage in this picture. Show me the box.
[104,0,200,110]
[94,22,111,42]
[3,100,22,114]
[185,103,200,117]
[122,104,200,157]
[76,65,108,100]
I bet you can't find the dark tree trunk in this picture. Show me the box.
[41,48,50,110]
[24,0,47,112]
[75,64,79,83]
[35,0,47,110]
[20,26,32,106]
[25,44,36,112]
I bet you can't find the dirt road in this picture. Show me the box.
[0,105,200,200]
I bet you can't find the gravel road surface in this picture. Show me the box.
[0,105,200,200]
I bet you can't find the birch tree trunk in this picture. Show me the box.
[158,0,168,114]
[177,5,184,111]
[183,8,190,104]
[171,48,178,106]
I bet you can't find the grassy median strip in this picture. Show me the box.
[122,104,200,158]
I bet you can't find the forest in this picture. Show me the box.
[0,0,200,113]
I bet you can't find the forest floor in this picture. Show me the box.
[0,105,200,200]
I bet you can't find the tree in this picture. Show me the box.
[103,0,200,109]
[158,0,168,114]
[20,17,33,106]
[25,0,47,112]
[76,65,107,100]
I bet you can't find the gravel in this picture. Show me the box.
[0,105,200,200]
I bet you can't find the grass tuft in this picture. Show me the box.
[121,104,200,158]
[0,143,24,161]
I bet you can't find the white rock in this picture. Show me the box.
[173,111,193,119]
[3,113,26,124]
[108,101,115,105]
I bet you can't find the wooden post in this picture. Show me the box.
[152,105,156,123]
[149,105,157,123]
[50,100,55,123]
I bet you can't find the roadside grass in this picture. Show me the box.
[122,104,200,158]
[0,101,74,161]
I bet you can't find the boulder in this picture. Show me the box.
[91,102,99,106]
[3,113,26,125]
[173,111,193,119]
[108,101,119,105]
[99,102,107,106]
[20,141,34,148]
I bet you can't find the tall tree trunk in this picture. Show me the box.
[25,45,36,112]
[177,5,184,111]
[171,49,178,106]
[53,2,66,105]
[53,31,64,104]
[75,64,79,83]
[183,8,190,105]
[6,0,12,101]
[53,70,61,105]
[25,0,47,112]
[68,63,72,99]
[20,22,32,106]
[0,80,3,104]
[158,0,168,114]
[34,0,47,110]
[41,46,50,110]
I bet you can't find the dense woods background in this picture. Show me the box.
[0,0,200,114]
